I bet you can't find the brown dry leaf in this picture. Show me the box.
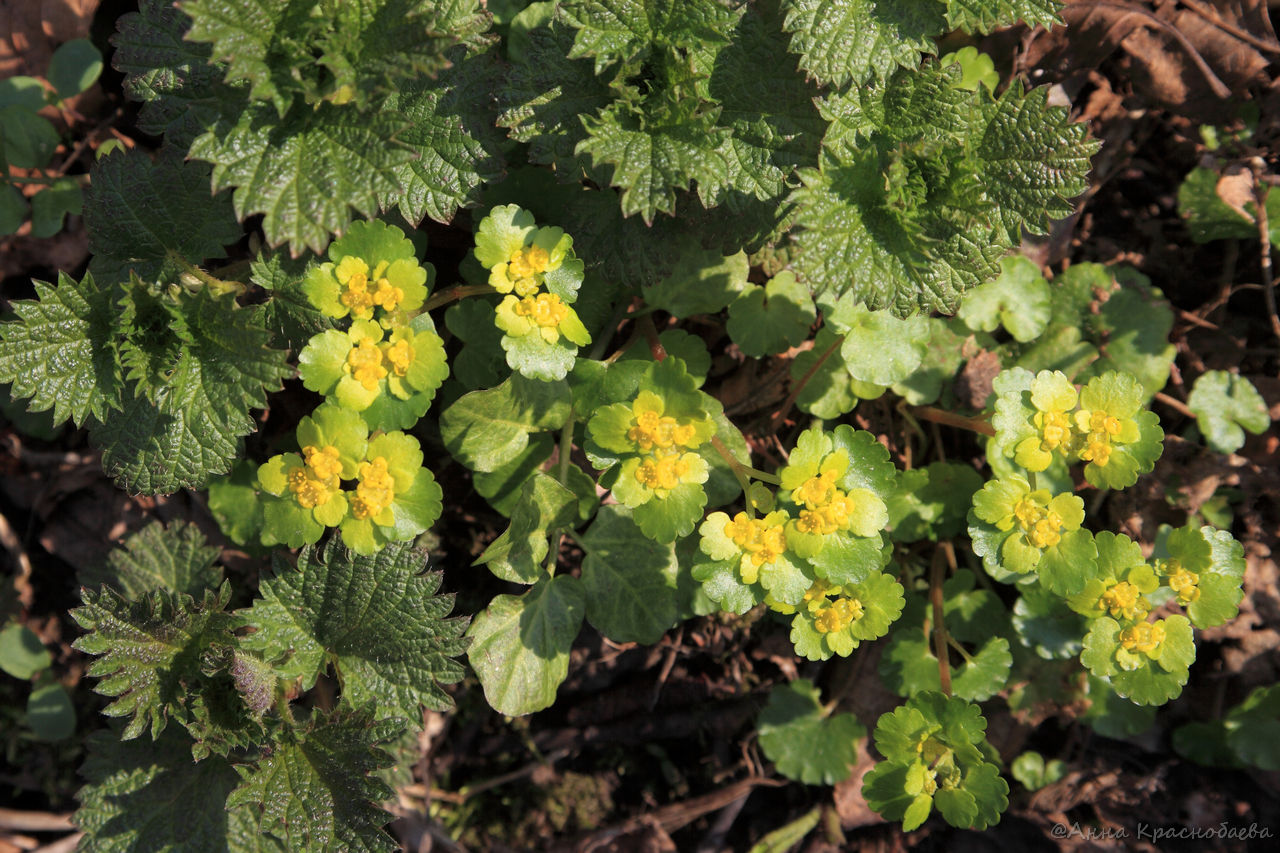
[832,738,883,830]
[1215,164,1257,224]
[0,0,99,77]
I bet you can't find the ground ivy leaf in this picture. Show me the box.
[466,574,586,716]
[957,255,1051,342]
[225,709,403,853]
[441,374,572,472]
[79,521,222,599]
[641,244,749,318]
[189,101,411,255]
[758,679,865,785]
[1187,370,1270,454]
[727,271,816,357]
[238,540,467,720]
[83,147,241,287]
[0,272,124,428]
[781,0,944,88]
[476,472,578,583]
[70,584,236,741]
[76,727,246,852]
[580,505,679,644]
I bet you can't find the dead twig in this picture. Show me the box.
[0,809,74,833]
[1249,158,1280,350]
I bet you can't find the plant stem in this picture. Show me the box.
[638,313,666,361]
[544,412,578,575]
[909,405,995,437]
[770,333,844,429]
[168,251,244,295]
[930,546,952,697]
[710,435,781,486]
[421,283,496,312]
[1250,158,1280,350]
[2,173,87,186]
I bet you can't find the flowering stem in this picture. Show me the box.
[638,314,666,361]
[770,333,844,429]
[710,436,781,486]
[929,546,952,697]
[421,283,496,312]
[909,405,995,437]
[544,413,578,575]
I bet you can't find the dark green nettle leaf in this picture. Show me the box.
[792,63,1094,315]
[78,520,222,599]
[382,47,507,225]
[944,0,1061,34]
[71,584,236,740]
[781,0,944,88]
[758,678,865,785]
[467,574,585,716]
[441,374,573,472]
[251,251,335,352]
[97,286,292,494]
[84,148,242,287]
[76,727,246,853]
[225,709,405,853]
[0,272,123,428]
[239,539,468,721]
[580,505,679,644]
[189,102,412,255]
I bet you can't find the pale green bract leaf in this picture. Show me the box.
[727,271,816,357]
[238,540,467,721]
[758,679,865,785]
[1081,615,1195,706]
[580,505,679,644]
[957,255,1051,342]
[466,575,586,716]
[1187,370,1270,455]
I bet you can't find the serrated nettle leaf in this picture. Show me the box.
[189,101,412,255]
[441,374,573,472]
[1187,370,1270,455]
[782,0,944,88]
[758,678,865,786]
[71,584,236,741]
[0,272,124,428]
[476,472,578,583]
[76,727,248,853]
[580,505,679,644]
[225,709,404,853]
[944,0,1062,34]
[251,250,335,351]
[239,539,467,720]
[467,574,586,716]
[78,520,222,599]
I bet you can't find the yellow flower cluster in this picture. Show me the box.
[802,580,864,634]
[1012,495,1065,549]
[722,512,787,583]
[1119,620,1166,656]
[1076,409,1124,467]
[503,246,551,296]
[1166,564,1201,605]
[288,445,343,508]
[346,339,389,390]
[349,456,395,520]
[512,292,570,339]
[635,452,694,492]
[791,470,857,536]
[335,256,406,319]
[1099,580,1147,621]
[628,409,698,452]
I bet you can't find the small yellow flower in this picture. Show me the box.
[635,450,695,492]
[1100,580,1147,621]
[1119,620,1166,656]
[1167,565,1201,605]
[287,444,344,508]
[349,456,396,522]
[346,338,387,391]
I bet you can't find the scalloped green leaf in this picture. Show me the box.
[957,255,1051,342]
[726,271,815,357]
[466,575,586,716]
[476,472,578,583]
[580,505,679,644]
[1187,370,1269,455]
[237,539,467,721]
[758,679,865,785]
